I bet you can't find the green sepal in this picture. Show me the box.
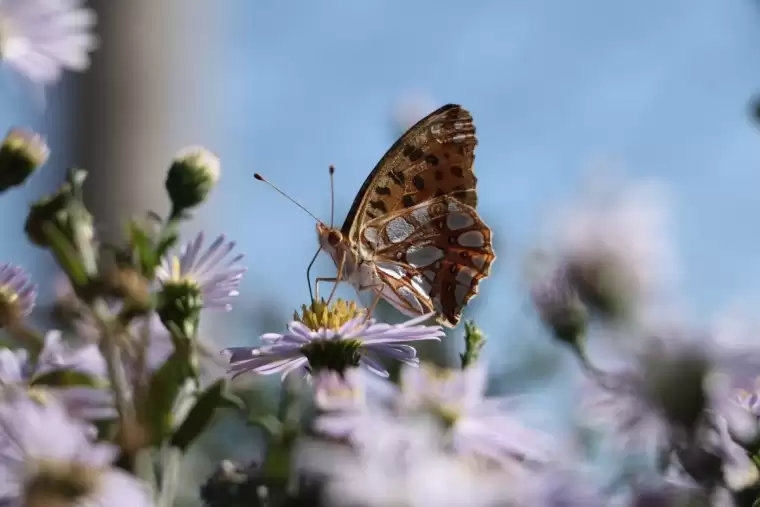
[170,378,244,451]
[30,369,106,389]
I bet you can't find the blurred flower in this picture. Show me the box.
[224,299,443,380]
[671,414,759,494]
[0,127,48,192]
[513,467,608,507]
[546,179,677,320]
[0,262,36,328]
[0,0,98,86]
[315,363,554,470]
[399,363,553,466]
[297,413,515,507]
[0,394,152,507]
[582,325,760,462]
[165,146,220,213]
[156,232,245,332]
[0,330,113,420]
[531,265,588,347]
[733,378,760,415]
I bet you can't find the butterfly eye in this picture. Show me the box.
[328,231,342,246]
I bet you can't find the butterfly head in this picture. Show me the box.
[316,222,345,251]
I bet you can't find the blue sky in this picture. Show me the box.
[200,0,760,360]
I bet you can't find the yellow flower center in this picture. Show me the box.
[23,460,100,507]
[294,299,365,331]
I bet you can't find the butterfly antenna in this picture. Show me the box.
[306,245,321,302]
[329,165,336,228]
[254,173,321,223]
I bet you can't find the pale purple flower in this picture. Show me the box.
[157,232,246,311]
[315,363,555,469]
[0,394,152,506]
[225,313,443,379]
[0,262,36,327]
[0,0,98,85]
[0,330,113,420]
[297,413,516,507]
[582,324,760,461]
[544,177,678,318]
[513,467,608,507]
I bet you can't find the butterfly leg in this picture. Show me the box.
[354,283,384,322]
[314,277,339,302]
[326,250,347,305]
[314,251,347,304]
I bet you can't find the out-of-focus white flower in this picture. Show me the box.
[297,413,517,507]
[315,362,554,469]
[582,323,760,469]
[0,0,98,85]
[544,177,678,319]
[0,393,152,506]
[512,466,609,507]
[0,330,113,420]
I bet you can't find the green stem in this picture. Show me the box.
[93,300,134,424]
[157,446,182,507]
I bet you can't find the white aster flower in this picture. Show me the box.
[0,330,113,420]
[0,394,152,507]
[297,413,517,507]
[0,0,97,85]
[157,231,246,312]
[314,362,554,469]
[225,299,443,380]
[582,323,760,464]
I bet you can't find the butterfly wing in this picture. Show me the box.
[341,104,478,241]
[362,196,495,327]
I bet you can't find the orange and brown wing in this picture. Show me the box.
[361,196,495,327]
[341,104,478,242]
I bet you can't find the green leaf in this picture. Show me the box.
[170,378,243,451]
[30,369,106,388]
[42,222,88,286]
[144,349,192,443]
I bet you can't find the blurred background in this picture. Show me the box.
[3,0,760,504]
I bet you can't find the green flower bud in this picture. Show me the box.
[460,321,486,369]
[156,280,203,338]
[24,181,93,249]
[0,128,49,192]
[165,147,220,214]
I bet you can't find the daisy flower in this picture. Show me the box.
[224,299,444,380]
[0,262,36,328]
[0,393,152,507]
[156,231,246,312]
[0,0,98,85]
[0,330,113,421]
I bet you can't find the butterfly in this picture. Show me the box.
[316,104,495,327]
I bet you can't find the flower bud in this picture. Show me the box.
[24,181,93,249]
[165,146,220,214]
[532,267,588,348]
[0,128,49,192]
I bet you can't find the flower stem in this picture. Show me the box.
[158,446,182,507]
[93,300,134,425]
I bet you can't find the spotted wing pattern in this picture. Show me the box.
[341,104,495,327]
